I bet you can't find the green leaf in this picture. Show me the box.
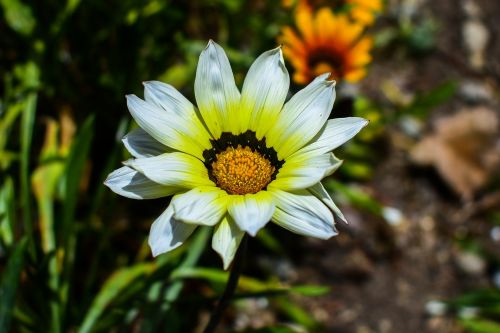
[78,262,157,333]
[60,115,94,238]
[0,0,36,36]
[19,62,40,258]
[324,180,383,216]
[171,267,275,292]
[59,115,94,328]
[172,267,328,297]
[461,319,500,333]
[405,81,457,118]
[288,285,330,297]
[140,227,211,333]
[0,178,15,247]
[275,297,317,330]
[0,238,27,332]
[50,0,82,35]
[451,289,500,316]
[452,289,500,307]
[31,118,69,333]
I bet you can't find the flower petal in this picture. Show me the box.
[143,80,213,146]
[308,182,347,223]
[240,47,290,137]
[269,153,342,191]
[126,94,209,160]
[104,166,175,199]
[212,215,245,270]
[270,189,337,239]
[148,205,197,257]
[172,186,228,226]
[195,40,241,138]
[122,127,170,158]
[290,117,368,159]
[125,152,214,189]
[296,7,315,43]
[227,191,275,237]
[266,74,336,159]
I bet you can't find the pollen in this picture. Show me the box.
[211,145,275,195]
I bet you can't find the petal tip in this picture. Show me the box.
[121,159,135,168]
[150,247,163,257]
[322,227,339,239]
[222,260,231,270]
[246,229,258,237]
[125,94,141,106]
[316,72,331,81]
[206,39,217,50]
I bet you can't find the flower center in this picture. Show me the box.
[203,130,284,195]
[211,145,275,195]
[308,48,344,79]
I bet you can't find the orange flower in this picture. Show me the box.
[280,7,373,84]
[347,0,382,25]
[297,0,383,26]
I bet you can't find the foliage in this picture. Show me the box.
[0,1,329,332]
[1,0,498,332]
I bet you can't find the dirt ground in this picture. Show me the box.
[287,1,500,332]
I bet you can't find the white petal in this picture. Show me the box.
[291,117,368,159]
[195,40,241,138]
[143,80,213,146]
[122,127,170,158]
[126,94,210,160]
[212,216,245,270]
[143,80,196,117]
[307,182,347,223]
[104,166,175,199]
[269,153,343,191]
[125,152,214,189]
[270,189,338,239]
[266,74,336,159]
[148,205,197,256]
[227,191,275,236]
[240,47,290,137]
[172,186,228,226]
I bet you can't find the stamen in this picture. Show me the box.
[211,145,275,195]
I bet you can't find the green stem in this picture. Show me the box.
[203,235,247,333]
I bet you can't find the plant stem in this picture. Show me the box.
[203,235,247,333]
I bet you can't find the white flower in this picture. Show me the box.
[105,40,368,269]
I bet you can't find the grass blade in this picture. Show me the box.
[78,262,157,333]
[0,238,28,332]
[20,90,37,257]
[59,115,94,329]
[0,178,15,247]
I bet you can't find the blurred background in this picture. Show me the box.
[1,0,499,332]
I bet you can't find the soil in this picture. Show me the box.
[279,1,500,332]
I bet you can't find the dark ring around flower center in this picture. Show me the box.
[203,130,284,193]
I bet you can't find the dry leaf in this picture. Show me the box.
[411,106,500,199]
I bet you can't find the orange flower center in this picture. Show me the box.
[211,145,275,195]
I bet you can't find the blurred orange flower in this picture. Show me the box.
[346,0,382,25]
[280,7,373,84]
[297,0,382,26]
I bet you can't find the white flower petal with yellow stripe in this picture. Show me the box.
[105,40,368,269]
